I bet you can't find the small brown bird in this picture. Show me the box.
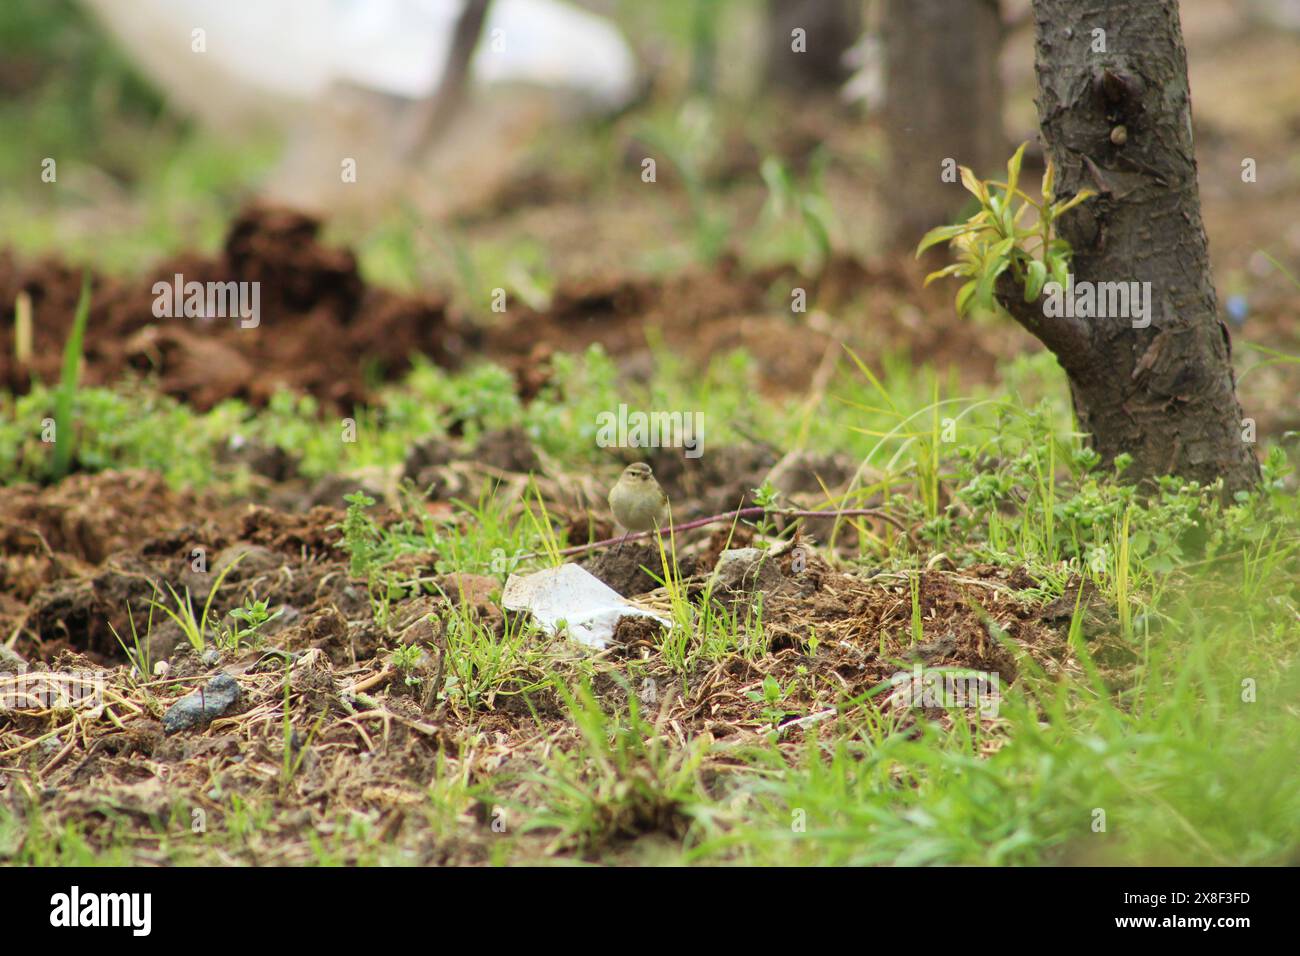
[608,462,670,548]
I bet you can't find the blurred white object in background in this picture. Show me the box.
[1248,0,1300,30]
[840,33,883,111]
[79,0,639,211]
[81,0,637,124]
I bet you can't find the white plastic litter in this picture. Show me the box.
[79,0,638,128]
[79,0,639,210]
[502,564,671,649]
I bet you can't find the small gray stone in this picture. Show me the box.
[708,548,784,594]
[0,644,26,673]
[162,672,242,735]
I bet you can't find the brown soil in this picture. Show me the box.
[0,453,1087,862]
[1,0,1291,861]
[0,204,1028,415]
[6,192,1293,442]
[0,206,472,411]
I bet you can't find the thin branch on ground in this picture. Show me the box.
[522,505,911,561]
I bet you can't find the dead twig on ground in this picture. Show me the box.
[524,505,911,560]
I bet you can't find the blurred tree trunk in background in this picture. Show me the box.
[995,0,1259,492]
[764,0,862,91]
[883,0,1005,247]
[401,0,491,158]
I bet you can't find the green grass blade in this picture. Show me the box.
[50,269,92,481]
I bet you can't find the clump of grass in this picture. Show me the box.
[150,554,246,652]
[339,491,381,579]
[508,679,709,855]
[747,152,837,275]
[220,596,282,651]
[108,602,156,678]
[634,102,730,264]
[705,579,1300,866]
[12,291,33,366]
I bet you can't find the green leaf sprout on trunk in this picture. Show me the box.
[915,143,1097,317]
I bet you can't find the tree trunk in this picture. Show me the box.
[765,0,862,92]
[999,0,1259,493]
[883,0,1005,247]
[400,0,492,159]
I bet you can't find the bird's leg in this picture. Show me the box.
[615,530,630,555]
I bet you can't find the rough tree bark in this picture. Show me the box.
[765,0,862,91]
[884,0,1005,247]
[997,0,1259,492]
